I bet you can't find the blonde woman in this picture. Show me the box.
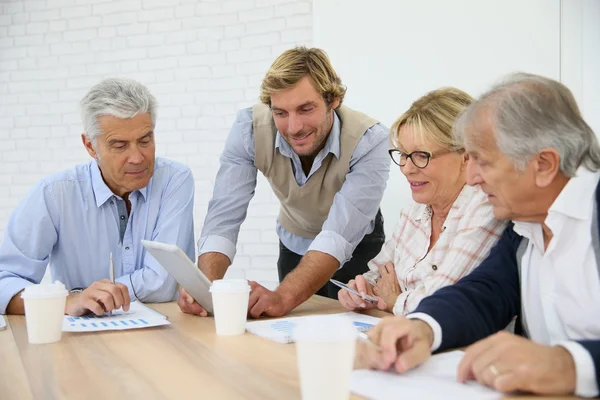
[338,88,507,315]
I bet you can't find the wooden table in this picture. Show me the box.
[1,297,578,399]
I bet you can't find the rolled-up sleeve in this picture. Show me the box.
[0,182,58,313]
[197,108,258,262]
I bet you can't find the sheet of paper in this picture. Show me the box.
[245,312,381,344]
[62,301,170,332]
[351,351,502,400]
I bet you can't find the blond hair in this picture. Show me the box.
[259,46,346,108]
[391,87,474,151]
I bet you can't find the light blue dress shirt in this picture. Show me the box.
[198,107,390,267]
[0,157,195,313]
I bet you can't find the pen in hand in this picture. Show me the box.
[357,331,381,351]
[364,274,379,287]
[109,252,114,315]
[109,252,114,284]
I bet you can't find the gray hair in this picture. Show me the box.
[454,72,600,177]
[80,78,157,144]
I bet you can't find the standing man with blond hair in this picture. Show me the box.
[179,46,390,318]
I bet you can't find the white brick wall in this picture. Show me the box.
[0,0,313,290]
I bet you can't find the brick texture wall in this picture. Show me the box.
[0,0,313,289]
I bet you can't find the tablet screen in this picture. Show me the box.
[141,240,214,313]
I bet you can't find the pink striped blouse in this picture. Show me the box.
[364,184,507,315]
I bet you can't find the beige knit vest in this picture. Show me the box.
[253,103,378,238]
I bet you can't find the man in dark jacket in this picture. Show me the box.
[358,73,600,398]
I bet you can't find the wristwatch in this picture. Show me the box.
[70,287,85,294]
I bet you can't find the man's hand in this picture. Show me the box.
[458,331,577,395]
[356,316,434,373]
[372,262,401,313]
[247,281,289,318]
[177,252,230,317]
[65,279,130,316]
[177,288,208,317]
[338,275,381,311]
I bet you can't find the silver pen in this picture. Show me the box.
[109,252,114,285]
[109,252,114,315]
[357,331,381,351]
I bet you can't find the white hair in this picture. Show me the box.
[80,78,157,144]
[454,72,600,177]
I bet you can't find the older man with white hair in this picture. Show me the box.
[357,73,600,397]
[0,78,195,316]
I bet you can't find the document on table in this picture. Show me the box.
[245,312,380,344]
[351,350,502,400]
[63,301,170,332]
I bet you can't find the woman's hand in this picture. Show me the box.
[373,261,402,313]
[337,275,379,311]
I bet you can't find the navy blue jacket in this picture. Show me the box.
[413,223,600,389]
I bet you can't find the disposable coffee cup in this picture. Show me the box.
[209,279,251,336]
[21,281,68,344]
[295,316,357,400]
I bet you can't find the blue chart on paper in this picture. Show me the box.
[268,319,375,342]
[271,320,296,333]
[270,320,296,342]
[62,302,169,332]
[66,315,151,329]
[245,312,381,344]
[270,320,374,334]
[353,321,374,332]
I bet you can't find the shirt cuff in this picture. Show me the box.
[392,293,408,316]
[0,276,35,314]
[407,312,443,352]
[116,275,139,302]
[197,235,237,262]
[307,230,353,268]
[555,341,599,398]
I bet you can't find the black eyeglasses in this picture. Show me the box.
[388,149,453,169]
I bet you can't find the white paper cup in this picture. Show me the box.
[209,279,251,336]
[295,316,357,400]
[21,281,68,344]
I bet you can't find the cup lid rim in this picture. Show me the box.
[21,281,68,299]
[210,278,251,293]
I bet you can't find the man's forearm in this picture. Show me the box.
[6,291,25,314]
[276,250,340,311]
[197,252,231,281]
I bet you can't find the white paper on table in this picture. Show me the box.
[245,312,381,344]
[63,301,170,332]
[351,351,502,400]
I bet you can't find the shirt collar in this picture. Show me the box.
[414,204,431,222]
[91,160,149,208]
[274,111,341,159]
[548,167,599,221]
[513,167,600,238]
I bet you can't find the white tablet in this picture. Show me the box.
[141,240,213,314]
